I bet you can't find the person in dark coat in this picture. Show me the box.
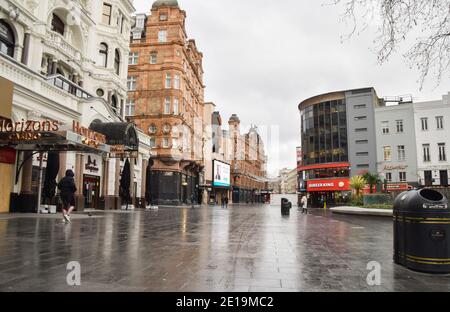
[58,169,77,224]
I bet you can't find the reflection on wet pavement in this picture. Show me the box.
[0,205,448,292]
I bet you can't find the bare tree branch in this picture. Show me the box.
[331,0,450,89]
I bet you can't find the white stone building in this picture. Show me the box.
[414,93,450,187]
[0,0,153,213]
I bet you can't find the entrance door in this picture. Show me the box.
[440,170,448,186]
[83,175,100,209]
[424,171,433,186]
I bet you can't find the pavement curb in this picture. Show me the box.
[330,207,393,217]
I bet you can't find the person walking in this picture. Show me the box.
[224,197,229,209]
[301,194,308,215]
[58,169,77,224]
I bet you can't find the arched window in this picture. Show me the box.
[111,95,118,112]
[99,43,108,67]
[114,49,120,75]
[0,20,15,57]
[51,13,65,36]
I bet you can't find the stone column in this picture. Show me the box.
[20,151,33,194]
[141,158,148,208]
[102,159,112,210]
[114,159,120,209]
[21,32,31,65]
[130,158,135,207]
[74,153,85,211]
[51,60,58,75]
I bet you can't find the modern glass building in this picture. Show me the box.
[298,88,380,207]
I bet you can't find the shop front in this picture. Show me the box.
[0,119,139,213]
[0,76,14,213]
[307,178,351,208]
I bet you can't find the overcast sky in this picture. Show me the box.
[134,0,450,177]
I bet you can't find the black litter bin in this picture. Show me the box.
[281,198,292,216]
[393,188,450,274]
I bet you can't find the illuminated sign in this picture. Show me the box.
[0,119,59,133]
[307,178,351,192]
[73,121,106,148]
[213,160,231,188]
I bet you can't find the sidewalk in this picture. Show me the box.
[330,206,393,217]
[0,212,103,220]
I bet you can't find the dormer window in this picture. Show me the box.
[51,13,65,36]
[160,14,168,21]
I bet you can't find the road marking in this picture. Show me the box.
[352,227,365,229]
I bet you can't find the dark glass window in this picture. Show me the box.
[114,49,120,75]
[102,3,112,25]
[51,14,65,36]
[300,99,348,166]
[0,20,15,57]
[99,43,108,67]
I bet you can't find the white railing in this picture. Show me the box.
[45,31,82,61]
[0,54,80,111]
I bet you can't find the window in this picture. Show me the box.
[51,13,65,36]
[163,124,171,134]
[436,116,444,130]
[127,76,136,91]
[99,43,108,67]
[174,74,180,89]
[173,98,179,115]
[165,73,171,88]
[355,128,367,132]
[423,144,430,162]
[149,124,157,134]
[96,89,105,97]
[357,164,369,168]
[383,146,392,161]
[120,16,125,34]
[438,143,447,161]
[102,3,112,25]
[164,97,171,114]
[158,30,167,43]
[0,21,15,57]
[162,138,169,148]
[355,116,367,121]
[397,145,406,161]
[125,99,135,116]
[421,118,428,131]
[114,49,120,75]
[356,140,368,144]
[396,120,404,133]
[385,172,392,182]
[150,138,156,148]
[150,53,157,64]
[136,15,145,28]
[399,172,407,182]
[381,121,389,134]
[356,152,369,156]
[128,52,138,65]
[172,139,178,149]
[160,14,168,21]
[354,104,366,109]
[111,95,118,112]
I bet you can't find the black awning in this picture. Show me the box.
[89,122,139,151]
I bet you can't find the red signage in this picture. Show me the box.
[0,148,16,164]
[307,178,351,192]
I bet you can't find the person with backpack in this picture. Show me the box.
[58,169,77,224]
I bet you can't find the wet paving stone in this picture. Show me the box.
[0,205,449,292]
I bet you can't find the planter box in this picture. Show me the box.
[363,194,392,206]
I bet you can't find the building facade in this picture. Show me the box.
[227,114,267,204]
[128,0,206,205]
[414,93,450,187]
[0,0,155,213]
[375,99,418,189]
[298,88,380,207]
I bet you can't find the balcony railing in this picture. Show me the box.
[46,75,91,99]
[45,30,82,61]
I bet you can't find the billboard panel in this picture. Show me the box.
[213,160,230,187]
